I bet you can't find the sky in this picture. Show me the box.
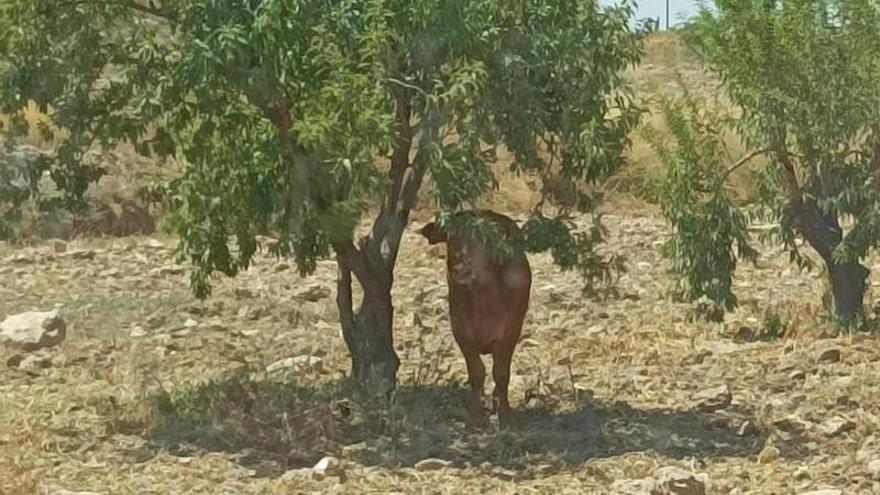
[601,0,702,28]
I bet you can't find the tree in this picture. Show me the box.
[645,93,758,322]
[0,0,640,393]
[657,0,880,323]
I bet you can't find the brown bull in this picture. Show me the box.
[419,210,531,428]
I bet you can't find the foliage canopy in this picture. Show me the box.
[1,0,641,295]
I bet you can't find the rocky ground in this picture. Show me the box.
[3,212,880,494]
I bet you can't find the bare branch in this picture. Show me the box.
[721,147,770,180]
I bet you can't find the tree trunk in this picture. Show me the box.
[790,199,868,319]
[336,257,399,397]
[827,260,868,318]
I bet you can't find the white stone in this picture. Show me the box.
[414,458,451,471]
[817,416,854,437]
[610,478,657,495]
[691,384,732,412]
[312,456,340,480]
[654,466,708,495]
[295,284,331,302]
[266,355,323,374]
[0,310,66,351]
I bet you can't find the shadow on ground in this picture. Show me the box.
[126,369,779,479]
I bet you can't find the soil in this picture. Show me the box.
[3,213,880,494]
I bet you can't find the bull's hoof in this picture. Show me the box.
[497,408,518,430]
[466,402,487,431]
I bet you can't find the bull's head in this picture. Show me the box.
[418,222,448,245]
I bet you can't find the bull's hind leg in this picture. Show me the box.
[491,342,516,428]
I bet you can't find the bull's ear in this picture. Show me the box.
[418,222,447,244]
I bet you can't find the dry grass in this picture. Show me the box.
[0,102,58,149]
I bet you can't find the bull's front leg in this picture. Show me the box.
[458,343,486,429]
[492,342,515,428]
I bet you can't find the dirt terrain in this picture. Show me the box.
[3,211,880,494]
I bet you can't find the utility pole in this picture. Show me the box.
[666,0,670,30]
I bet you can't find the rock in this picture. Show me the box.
[586,324,606,336]
[691,384,732,412]
[202,320,228,332]
[798,490,842,495]
[144,238,165,249]
[151,265,184,276]
[234,288,254,299]
[868,459,880,478]
[9,252,35,264]
[281,468,312,480]
[275,262,291,272]
[255,235,278,249]
[653,466,707,495]
[52,239,68,253]
[98,267,121,278]
[312,456,340,480]
[788,369,806,380]
[733,326,756,343]
[757,444,780,464]
[266,355,323,374]
[737,420,755,437]
[67,249,96,261]
[19,353,52,371]
[295,284,331,303]
[548,290,565,303]
[0,310,67,351]
[130,326,147,338]
[794,468,811,481]
[681,350,712,366]
[6,354,24,368]
[818,348,841,364]
[817,416,854,437]
[340,441,367,458]
[414,458,451,471]
[183,318,199,329]
[490,467,516,481]
[610,478,657,495]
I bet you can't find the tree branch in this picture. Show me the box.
[869,126,880,192]
[385,82,414,213]
[64,0,169,20]
[721,147,769,180]
[771,137,802,201]
[332,239,371,283]
[336,262,355,329]
[399,143,430,216]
